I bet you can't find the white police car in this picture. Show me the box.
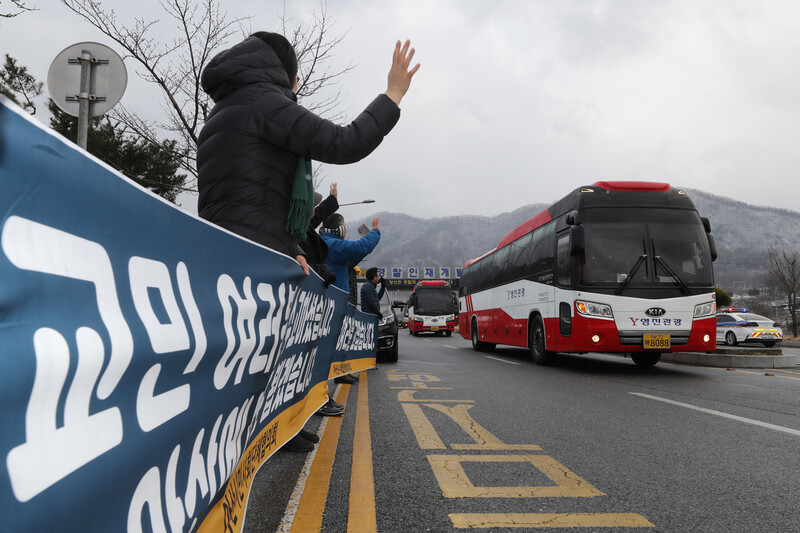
[715,308,783,347]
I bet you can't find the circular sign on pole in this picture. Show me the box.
[47,41,127,118]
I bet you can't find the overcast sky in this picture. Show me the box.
[2,0,799,222]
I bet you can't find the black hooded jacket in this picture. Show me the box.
[302,193,338,287]
[197,36,401,256]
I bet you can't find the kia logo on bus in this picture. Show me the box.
[645,307,666,317]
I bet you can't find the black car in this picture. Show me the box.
[375,291,401,362]
[356,281,400,362]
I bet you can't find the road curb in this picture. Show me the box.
[661,351,798,368]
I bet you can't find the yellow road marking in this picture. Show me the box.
[771,368,800,379]
[290,385,351,532]
[390,382,453,389]
[392,371,656,529]
[347,373,377,533]
[397,390,475,402]
[427,454,605,498]
[407,374,441,381]
[387,372,441,381]
[772,368,800,375]
[424,403,542,450]
[402,404,447,449]
[449,512,654,528]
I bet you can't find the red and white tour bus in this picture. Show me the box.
[458,181,718,366]
[407,280,457,336]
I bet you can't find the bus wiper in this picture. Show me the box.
[615,254,647,295]
[653,255,691,295]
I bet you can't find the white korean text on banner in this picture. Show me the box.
[0,97,376,532]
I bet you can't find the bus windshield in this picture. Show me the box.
[580,208,713,288]
[414,288,454,315]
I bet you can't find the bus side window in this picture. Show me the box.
[493,246,511,285]
[556,233,571,286]
[530,222,555,279]
[473,258,489,293]
[460,267,471,296]
[509,233,533,281]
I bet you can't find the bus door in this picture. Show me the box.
[553,231,574,351]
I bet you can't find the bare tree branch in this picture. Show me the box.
[280,2,356,121]
[1,0,37,18]
[60,0,245,191]
[59,0,353,196]
[767,246,799,337]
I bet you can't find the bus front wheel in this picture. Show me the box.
[530,316,555,366]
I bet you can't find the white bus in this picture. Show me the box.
[407,280,457,336]
[458,181,718,366]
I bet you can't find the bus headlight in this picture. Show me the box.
[693,302,716,318]
[575,300,613,318]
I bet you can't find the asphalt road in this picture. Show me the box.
[245,332,800,532]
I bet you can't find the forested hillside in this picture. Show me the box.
[348,187,800,292]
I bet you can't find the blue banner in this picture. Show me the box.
[0,97,376,532]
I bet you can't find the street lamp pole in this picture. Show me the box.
[338,199,375,207]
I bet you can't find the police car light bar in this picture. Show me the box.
[718,307,749,313]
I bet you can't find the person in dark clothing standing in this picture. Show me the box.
[281,183,346,451]
[347,262,359,306]
[360,267,386,317]
[302,183,338,287]
[197,33,419,275]
[304,183,347,417]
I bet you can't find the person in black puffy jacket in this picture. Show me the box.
[197,32,419,275]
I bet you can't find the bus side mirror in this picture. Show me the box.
[707,234,717,262]
[569,225,585,257]
[566,210,581,225]
[701,217,711,233]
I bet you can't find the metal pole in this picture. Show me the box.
[338,199,376,206]
[76,49,92,150]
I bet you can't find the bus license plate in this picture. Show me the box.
[643,334,670,350]
[431,326,439,331]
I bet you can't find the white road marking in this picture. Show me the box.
[444,345,459,350]
[485,356,521,365]
[630,392,800,437]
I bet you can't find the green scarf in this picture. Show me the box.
[286,158,314,242]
